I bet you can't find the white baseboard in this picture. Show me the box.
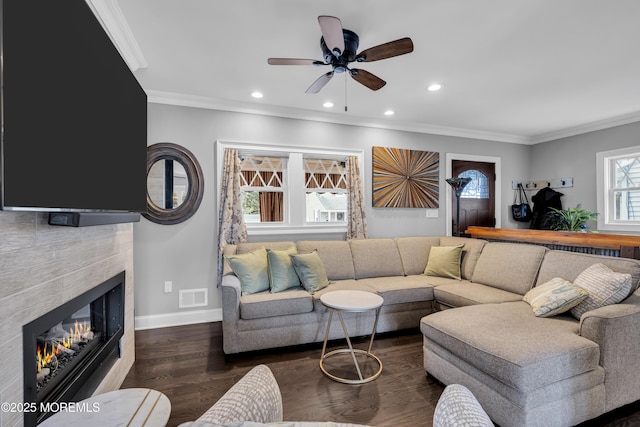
[134,308,222,330]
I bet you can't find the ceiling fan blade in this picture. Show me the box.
[356,37,414,62]
[305,71,334,94]
[350,69,386,91]
[267,58,326,66]
[318,15,344,55]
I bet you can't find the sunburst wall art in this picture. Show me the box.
[372,146,439,208]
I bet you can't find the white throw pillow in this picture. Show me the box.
[523,277,588,317]
[570,263,633,319]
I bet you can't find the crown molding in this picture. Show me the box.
[145,90,531,144]
[85,0,148,71]
[146,90,640,145]
[530,111,640,144]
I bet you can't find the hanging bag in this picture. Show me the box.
[511,183,531,222]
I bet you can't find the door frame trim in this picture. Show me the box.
[445,153,502,236]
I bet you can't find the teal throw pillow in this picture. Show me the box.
[225,246,269,295]
[267,247,301,293]
[290,250,330,294]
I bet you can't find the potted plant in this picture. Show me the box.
[545,204,599,232]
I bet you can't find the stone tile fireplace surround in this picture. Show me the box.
[0,212,135,427]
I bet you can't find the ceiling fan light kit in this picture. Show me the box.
[268,15,413,95]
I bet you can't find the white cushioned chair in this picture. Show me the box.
[433,384,493,427]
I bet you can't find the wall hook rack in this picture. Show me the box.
[512,177,573,190]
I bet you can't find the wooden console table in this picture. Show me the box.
[465,227,640,260]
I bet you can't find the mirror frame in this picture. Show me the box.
[143,142,204,225]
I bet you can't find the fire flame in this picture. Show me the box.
[37,320,91,372]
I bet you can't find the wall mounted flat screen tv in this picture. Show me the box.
[0,0,147,213]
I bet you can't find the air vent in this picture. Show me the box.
[179,288,208,308]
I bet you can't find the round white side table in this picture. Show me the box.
[319,290,384,384]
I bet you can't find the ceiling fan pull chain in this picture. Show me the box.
[344,72,348,112]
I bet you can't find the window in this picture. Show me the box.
[304,158,347,223]
[218,141,363,235]
[459,169,489,199]
[239,156,285,223]
[597,146,640,232]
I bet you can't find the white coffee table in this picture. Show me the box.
[39,388,171,426]
[319,290,384,384]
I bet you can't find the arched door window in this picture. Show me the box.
[459,169,489,199]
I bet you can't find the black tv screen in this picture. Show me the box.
[0,0,147,212]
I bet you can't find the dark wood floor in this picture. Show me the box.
[122,322,640,427]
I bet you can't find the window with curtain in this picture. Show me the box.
[223,141,364,234]
[597,145,640,232]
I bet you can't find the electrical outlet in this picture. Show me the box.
[164,281,172,293]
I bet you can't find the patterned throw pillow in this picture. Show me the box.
[523,277,588,317]
[570,263,633,319]
[266,247,301,293]
[423,245,464,280]
[225,247,269,295]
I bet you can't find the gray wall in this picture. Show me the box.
[529,121,640,211]
[133,103,531,321]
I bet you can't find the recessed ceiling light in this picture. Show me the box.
[323,101,334,108]
[251,91,263,99]
[428,83,443,92]
[384,110,395,116]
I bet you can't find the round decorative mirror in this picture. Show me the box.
[143,143,204,225]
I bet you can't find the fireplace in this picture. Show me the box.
[23,271,125,426]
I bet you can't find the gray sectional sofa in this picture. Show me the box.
[221,236,640,427]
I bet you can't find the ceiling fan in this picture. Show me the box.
[268,15,414,94]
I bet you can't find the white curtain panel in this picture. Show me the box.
[216,148,248,286]
[346,156,368,239]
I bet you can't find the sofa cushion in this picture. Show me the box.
[471,242,547,295]
[536,250,640,293]
[349,238,404,279]
[421,301,600,391]
[439,237,487,280]
[570,263,633,319]
[523,277,588,317]
[424,245,464,280]
[267,248,300,293]
[240,289,313,320]
[290,251,330,294]
[235,242,297,254]
[394,236,441,275]
[357,276,434,305]
[226,247,270,295]
[434,282,523,308]
[296,240,355,280]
